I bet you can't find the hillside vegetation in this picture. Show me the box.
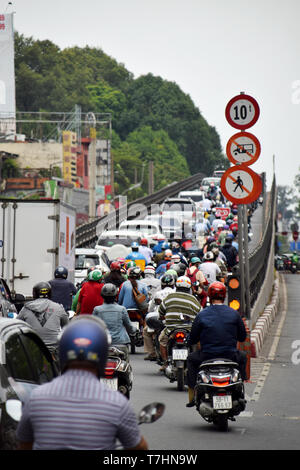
[14,32,228,196]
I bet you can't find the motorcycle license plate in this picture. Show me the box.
[101,378,118,391]
[172,349,188,360]
[213,395,232,409]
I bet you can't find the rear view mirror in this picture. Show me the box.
[138,402,165,424]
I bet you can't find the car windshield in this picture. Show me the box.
[75,255,99,269]
[202,178,221,186]
[121,224,158,235]
[97,236,141,247]
[162,202,194,212]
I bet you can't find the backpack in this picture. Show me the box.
[130,280,148,314]
[186,267,199,285]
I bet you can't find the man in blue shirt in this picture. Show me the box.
[186,281,247,407]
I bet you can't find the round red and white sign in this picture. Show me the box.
[226,131,261,166]
[225,94,260,130]
[220,166,262,205]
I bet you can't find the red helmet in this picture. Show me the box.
[208,281,226,301]
[110,261,121,271]
[141,238,148,246]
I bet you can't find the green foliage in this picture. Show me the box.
[14,32,226,195]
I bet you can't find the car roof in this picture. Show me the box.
[163,198,195,203]
[120,219,159,226]
[98,230,142,236]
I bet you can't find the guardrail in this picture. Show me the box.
[76,172,205,248]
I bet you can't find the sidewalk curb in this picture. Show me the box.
[250,277,279,358]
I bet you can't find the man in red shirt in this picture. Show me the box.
[76,270,104,315]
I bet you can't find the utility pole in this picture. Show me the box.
[88,126,96,221]
[148,160,154,195]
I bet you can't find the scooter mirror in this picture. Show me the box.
[5,399,22,422]
[138,402,165,424]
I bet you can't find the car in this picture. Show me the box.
[75,248,110,287]
[0,317,58,449]
[177,190,206,207]
[160,197,197,232]
[95,230,142,253]
[212,170,226,178]
[0,278,25,318]
[119,219,163,246]
[145,214,183,240]
[200,177,221,193]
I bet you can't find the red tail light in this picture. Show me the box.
[211,376,231,387]
[104,360,118,378]
[175,331,186,343]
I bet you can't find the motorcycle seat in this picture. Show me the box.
[200,358,239,368]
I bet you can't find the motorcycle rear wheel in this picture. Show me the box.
[177,367,185,391]
[213,414,229,432]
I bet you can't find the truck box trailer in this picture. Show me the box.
[0,199,76,299]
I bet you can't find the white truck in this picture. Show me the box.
[0,199,76,299]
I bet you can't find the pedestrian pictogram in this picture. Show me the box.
[220,166,262,205]
[225,94,260,130]
[226,131,261,166]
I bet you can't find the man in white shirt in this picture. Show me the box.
[199,251,221,285]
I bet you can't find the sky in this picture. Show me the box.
[2,0,300,190]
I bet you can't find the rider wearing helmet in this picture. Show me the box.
[139,265,161,300]
[76,269,105,315]
[17,281,68,357]
[92,283,138,358]
[186,257,208,308]
[199,250,222,285]
[185,281,247,407]
[103,261,127,288]
[118,266,148,311]
[138,238,153,264]
[126,242,148,268]
[16,316,148,450]
[158,276,201,371]
[48,265,77,311]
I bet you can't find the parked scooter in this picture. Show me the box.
[101,345,133,399]
[194,358,247,431]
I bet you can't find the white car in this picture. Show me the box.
[95,230,142,253]
[119,219,163,246]
[75,248,110,286]
[177,190,206,208]
[200,177,221,193]
[160,197,197,230]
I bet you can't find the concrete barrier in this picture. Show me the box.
[250,277,280,358]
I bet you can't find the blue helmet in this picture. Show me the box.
[54,265,68,279]
[131,241,139,250]
[59,316,111,378]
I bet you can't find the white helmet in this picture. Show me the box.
[144,265,156,276]
[176,276,192,289]
[171,254,181,263]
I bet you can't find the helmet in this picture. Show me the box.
[126,260,136,269]
[171,254,181,263]
[161,273,175,288]
[161,241,170,250]
[208,281,226,302]
[190,256,201,264]
[32,281,51,299]
[144,265,155,276]
[176,276,192,290]
[101,283,118,297]
[140,238,148,246]
[186,233,193,240]
[203,251,214,261]
[110,261,121,271]
[165,269,178,281]
[54,265,68,279]
[164,249,173,260]
[131,241,139,250]
[59,316,110,378]
[128,266,142,279]
[88,269,103,281]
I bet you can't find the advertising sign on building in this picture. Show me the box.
[0,13,16,137]
[62,131,77,184]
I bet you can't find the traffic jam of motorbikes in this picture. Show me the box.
[1,174,298,452]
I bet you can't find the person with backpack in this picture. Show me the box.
[186,257,208,308]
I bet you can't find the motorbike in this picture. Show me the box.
[194,358,247,431]
[101,345,133,399]
[164,316,193,391]
[127,308,144,353]
[145,311,165,365]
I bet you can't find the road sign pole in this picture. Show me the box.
[243,204,251,320]
[237,204,245,314]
